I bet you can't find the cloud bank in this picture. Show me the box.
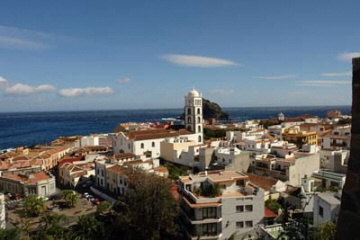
[59,87,114,97]
[338,52,360,62]
[296,80,350,87]
[162,54,239,67]
[0,36,50,50]
[321,71,351,77]
[0,76,8,88]
[5,83,56,96]
[117,77,130,84]
[254,75,296,80]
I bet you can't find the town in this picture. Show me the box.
[0,88,350,239]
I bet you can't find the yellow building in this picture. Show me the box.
[282,127,318,147]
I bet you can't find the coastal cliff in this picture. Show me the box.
[181,98,229,120]
[202,98,229,120]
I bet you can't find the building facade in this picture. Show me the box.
[178,171,264,239]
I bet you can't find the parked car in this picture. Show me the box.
[92,198,100,205]
[49,194,63,201]
[83,192,89,198]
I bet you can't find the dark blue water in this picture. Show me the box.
[0,106,351,150]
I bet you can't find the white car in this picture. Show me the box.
[83,192,89,198]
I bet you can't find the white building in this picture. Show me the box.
[321,125,351,150]
[184,88,203,143]
[179,171,264,239]
[112,89,204,158]
[313,192,341,226]
[0,193,5,229]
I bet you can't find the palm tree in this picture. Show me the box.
[23,195,46,216]
[62,190,79,208]
[41,213,68,231]
[0,228,20,240]
[70,215,105,240]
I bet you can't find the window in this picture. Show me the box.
[128,143,131,149]
[152,142,155,147]
[197,108,201,114]
[236,205,244,212]
[198,117,201,123]
[198,135,201,142]
[245,205,253,212]
[202,223,217,235]
[236,221,244,229]
[222,158,225,163]
[319,206,324,217]
[229,159,232,164]
[187,108,191,115]
[245,221,253,228]
[236,180,245,186]
[202,207,217,219]
[198,126,201,132]
[188,117,191,123]
[141,143,144,149]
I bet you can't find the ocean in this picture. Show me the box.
[0,105,351,150]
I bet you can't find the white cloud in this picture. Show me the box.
[117,77,130,84]
[0,76,8,88]
[0,25,72,50]
[0,36,50,50]
[338,52,360,62]
[162,54,239,67]
[210,89,235,95]
[59,87,114,97]
[253,74,296,79]
[5,83,56,96]
[321,71,351,77]
[296,80,350,87]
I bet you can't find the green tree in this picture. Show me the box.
[62,190,79,208]
[96,201,111,215]
[0,228,20,240]
[31,214,68,240]
[70,215,106,240]
[265,199,282,213]
[111,168,180,240]
[23,195,46,216]
[317,221,336,240]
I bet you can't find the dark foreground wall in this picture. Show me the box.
[336,57,360,239]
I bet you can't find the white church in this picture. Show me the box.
[111,89,204,163]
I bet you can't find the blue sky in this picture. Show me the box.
[0,0,358,112]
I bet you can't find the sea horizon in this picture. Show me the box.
[0,105,352,150]
[0,104,351,114]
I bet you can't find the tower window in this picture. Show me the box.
[141,143,144,149]
[198,117,201,123]
[188,117,191,123]
[197,108,201,114]
[152,142,155,147]
[198,135,202,142]
[187,108,191,115]
[198,126,201,132]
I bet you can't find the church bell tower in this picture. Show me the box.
[184,88,203,143]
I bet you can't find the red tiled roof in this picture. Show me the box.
[1,171,52,183]
[107,165,124,175]
[125,129,192,141]
[265,207,278,218]
[247,173,279,191]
